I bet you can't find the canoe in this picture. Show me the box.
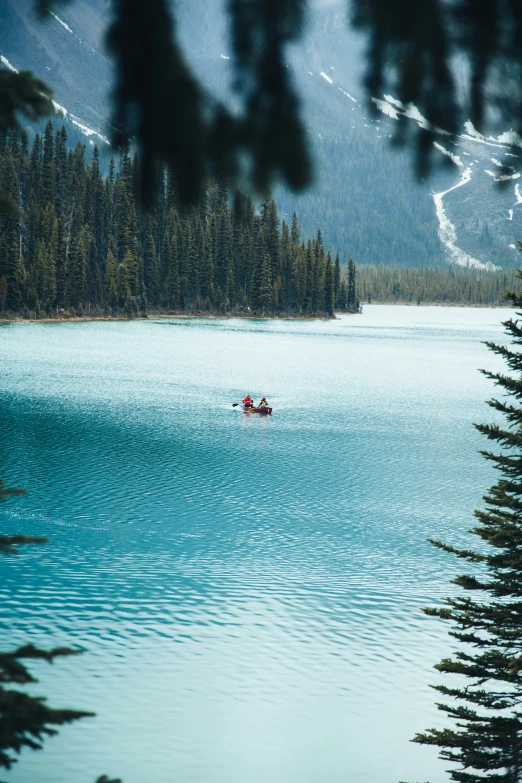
[243,405,272,415]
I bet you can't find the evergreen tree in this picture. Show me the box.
[251,230,272,314]
[166,234,180,308]
[347,258,357,311]
[411,274,522,781]
[334,252,341,306]
[291,211,301,244]
[0,123,345,319]
[303,239,314,313]
[40,119,55,208]
[104,248,119,313]
[324,252,335,317]
[69,226,88,308]
[143,229,160,303]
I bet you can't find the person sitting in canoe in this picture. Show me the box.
[242,394,254,408]
[258,397,269,408]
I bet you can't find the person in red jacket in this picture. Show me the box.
[242,394,254,408]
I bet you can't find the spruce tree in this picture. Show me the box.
[291,211,301,244]
[303,239,314,313]
[166,234,180,309]
[251,230,272,315]
[104,248,119,313]
[0,123,341,319]
[324,252,335,317]
[410,274,522,782]
[347,258,357,311]
[334,253,341,307]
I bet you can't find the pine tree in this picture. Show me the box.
[324,252,335,317]
[303,239,314,313]
[166,234,180,308]
[143,230,160,305]
[291,211,301,244]
[123,249,140,298]
[411,274,522,781]
[347,258,357,311]
[261,197,282,282]
[55,215,67,309]
[40,119,55,208]
[334,252,341,306]
[0,123,343,319]
[69,227,89,308]
[251,230,272,314]
[104,248,119,313]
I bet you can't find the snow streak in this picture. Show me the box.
[433,168,497,270]
[433,142,463,167]
[320,72,333,84]
[0,55,18,72]
[371,97,398,119]
[48,11,73,34]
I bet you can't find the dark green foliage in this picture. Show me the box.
[411,271,522,781]
[357,264,518,306]
[0,482,94,777]
[0,124,341,317]
[0,645,93,773]
[347,258,357,311]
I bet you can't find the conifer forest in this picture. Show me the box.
[0,122,358,319]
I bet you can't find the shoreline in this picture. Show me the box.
[0,302,511,325]
[0,312,340,325]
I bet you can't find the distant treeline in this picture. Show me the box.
[357,264,519,306]
[0,121,359,319]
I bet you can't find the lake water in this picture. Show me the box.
[0,305,514,783]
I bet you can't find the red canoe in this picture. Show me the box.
[243,405,272,415]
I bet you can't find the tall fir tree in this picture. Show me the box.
[411,273,522,782]
[347,258,357,311]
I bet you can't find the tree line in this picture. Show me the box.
[0,122,361,320]
[357,263,518,306]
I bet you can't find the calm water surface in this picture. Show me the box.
[0,306,514,783]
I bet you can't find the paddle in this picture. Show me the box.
[232,403,240,407]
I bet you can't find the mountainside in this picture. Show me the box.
[1,0,522,269]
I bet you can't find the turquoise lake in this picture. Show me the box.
[0,305,514,783]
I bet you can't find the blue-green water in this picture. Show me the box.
[0,306,513,783]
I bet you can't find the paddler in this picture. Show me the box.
[242,394,254,408]
[259,397,269,408]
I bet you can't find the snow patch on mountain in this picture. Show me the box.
[372,97,399,119]
[339,88,357,103]
[1,55,18,72]
[485,169,521,182]
[433,167,497,269]
[320,72,333,84]
[497,130,522,148]
[434,142,463,167]
[0,53,109,146]
[508,209,514,221]
[384,95,404,110]
[516,184,522,205]
[48,11,73,35]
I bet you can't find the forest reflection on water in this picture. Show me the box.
[0,306,513,783]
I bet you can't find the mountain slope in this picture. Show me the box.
[1,0,522,269]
